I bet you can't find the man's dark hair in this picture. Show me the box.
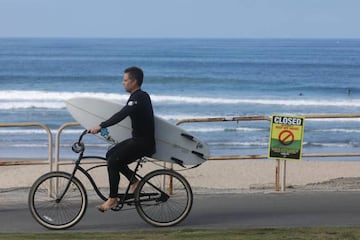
[124,66,144,86]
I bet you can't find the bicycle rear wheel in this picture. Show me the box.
[135,169,193,227]
[28,171,87,230]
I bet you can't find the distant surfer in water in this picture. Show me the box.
[88,66,156,212]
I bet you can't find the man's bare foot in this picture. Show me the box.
[96,197,118,212]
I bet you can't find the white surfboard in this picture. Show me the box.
[65,97,209,166]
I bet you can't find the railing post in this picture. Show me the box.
[0,122,53,171]
[275,160,280,191]
[281,160,286,192]
[55,122,80,172]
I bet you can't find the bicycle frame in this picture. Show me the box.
[57,130,170,210]
[29,129,193,229]
[57,155,141,207]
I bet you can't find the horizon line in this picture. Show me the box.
[1,36,360,40]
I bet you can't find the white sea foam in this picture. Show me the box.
[3,141,357,149]
[1,90,360,110]
[209,141,268,147]
[0,129,83,135]
[185,127,265,132]
[303,142,354,148]
[2,127,359,136]
[3,143,108,148]
[0,90,126,110]
[0,90,125,102]
[312,128,360,133]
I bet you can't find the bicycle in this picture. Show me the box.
[28,130,193,230]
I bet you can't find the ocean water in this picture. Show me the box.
[0,38,360,160]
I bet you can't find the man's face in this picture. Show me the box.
[122,73,138,93]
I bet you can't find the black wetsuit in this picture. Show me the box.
[100,89,155,198]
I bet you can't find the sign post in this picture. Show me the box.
[268,115,305,191]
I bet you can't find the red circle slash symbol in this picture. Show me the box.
[278,130,294,146]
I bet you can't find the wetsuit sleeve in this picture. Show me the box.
[99,105,134,128]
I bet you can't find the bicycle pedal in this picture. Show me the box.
[111,204,121,211]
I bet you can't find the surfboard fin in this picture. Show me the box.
[170,157,185,168]
[181,133,195,141]
[191,151,206,160]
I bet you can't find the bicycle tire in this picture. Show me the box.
[28,171,87,230]
[135,169,193,227]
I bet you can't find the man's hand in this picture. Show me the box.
[88,125,101,134]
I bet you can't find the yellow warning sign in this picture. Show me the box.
[268,115,305,160]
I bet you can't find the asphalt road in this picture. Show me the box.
[1,191,360,232]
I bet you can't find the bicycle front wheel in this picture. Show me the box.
[28,171,87,230]
[135,169,193,227]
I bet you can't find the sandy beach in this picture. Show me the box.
[2,159,360,193]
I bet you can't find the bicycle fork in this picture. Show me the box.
[55,161,81,203]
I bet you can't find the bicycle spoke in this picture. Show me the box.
[28,172,87,230]
[135,169,193,227]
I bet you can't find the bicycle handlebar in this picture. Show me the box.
[71,130,89,154]
[78,129,89,142]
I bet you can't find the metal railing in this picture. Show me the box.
[176,113,360,160]
[176,113,360,191]
[54,122,80,171]
[0,122,53,171]
[1,113,360,191]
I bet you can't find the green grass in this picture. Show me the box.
[1,227,360,240]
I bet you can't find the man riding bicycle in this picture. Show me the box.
[88,66,156,212]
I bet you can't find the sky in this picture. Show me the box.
[0,0,360,38]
